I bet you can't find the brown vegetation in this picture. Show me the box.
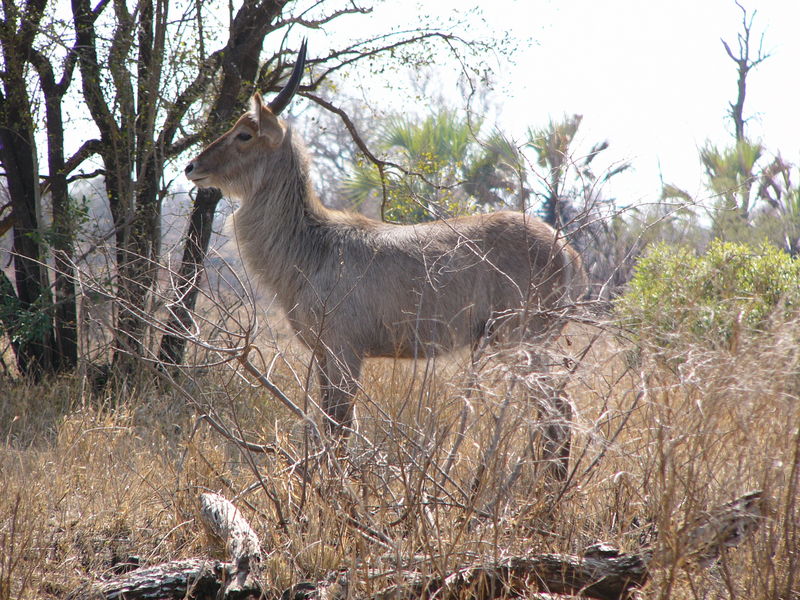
[1,290,797,598]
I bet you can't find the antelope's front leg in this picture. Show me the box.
[316,348,362,436]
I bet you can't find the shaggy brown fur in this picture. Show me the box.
[186,88,586,439]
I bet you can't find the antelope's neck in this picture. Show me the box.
[231,148,332,308]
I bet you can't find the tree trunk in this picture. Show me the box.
[36,49,79,372]
[157,0,286,366]
[0,68,57,377]
[158,188,221,365]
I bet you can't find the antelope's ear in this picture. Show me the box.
[250,92,265,115]
[251,93,285,148]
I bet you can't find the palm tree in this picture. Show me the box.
[526,114,637,298]
[345,110,523,222]
[701,141,762,215]
[665,141,800,254]
[463,130,529,212]
[527,114,630,229]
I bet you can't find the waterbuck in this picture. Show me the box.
[185,42,586,471]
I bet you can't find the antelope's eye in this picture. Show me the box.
[236,131,253,141]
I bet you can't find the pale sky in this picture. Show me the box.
[313,0,800,207]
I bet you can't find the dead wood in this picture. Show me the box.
[76,559,228,600]
[78,490,765,600]
[360,548,648,600]
[76,493,264,600]
[676,489,764,567]
[199,492,262,582]
[436,551,649,600]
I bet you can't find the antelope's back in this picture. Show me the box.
[290,210,585,358]
[447,211,584,308]
[368,211,583,351]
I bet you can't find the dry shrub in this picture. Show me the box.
[627,317,800,599]
[0,293,798,599]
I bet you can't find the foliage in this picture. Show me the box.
[343,107,631,235]
[661,5,800,255]
[345,110,499,222]
[0,292,53,348]
[664,145,800,254]
[700,141,763,215]
[617,240,800,350]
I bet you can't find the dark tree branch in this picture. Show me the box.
[721,1,770,142]
[72,0,119,144]
[303,92,403,220]
[158,49,224,155]
[165,133,202,158]
[302,90,459,221]
[302,93,391,170]
[66,168,105,184]
[64,139,103,175]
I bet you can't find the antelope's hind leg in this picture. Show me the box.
[533,376,572,482]
[498,315,573,482]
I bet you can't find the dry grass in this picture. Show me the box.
[1,306,798,599]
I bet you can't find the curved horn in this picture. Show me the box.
[267,39,308,116]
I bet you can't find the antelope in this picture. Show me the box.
[185,42,586,474]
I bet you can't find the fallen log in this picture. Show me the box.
[74,493,264,600]
[438,550,649,600]
[81,559,227,600]
[677,489,764,568]
[78,490,765,600]
[352,547,649,600]
[199,492,263,597]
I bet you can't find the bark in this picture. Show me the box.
[79,493,263,600]
[0,91,55,376]
[70,0,165,377]
[76,559,228,600]
[31,42,81,372]
[371,550,649,600]
[72,0,143,374]
[0,0,106,376]
[199,492,262,595]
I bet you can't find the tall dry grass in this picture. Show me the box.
[0,296,798,599]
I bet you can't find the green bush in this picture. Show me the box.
[616,240,800,350]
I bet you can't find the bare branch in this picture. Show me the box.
[64,139,103,175]
[305,31,477,90]
[272,2,371,29]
